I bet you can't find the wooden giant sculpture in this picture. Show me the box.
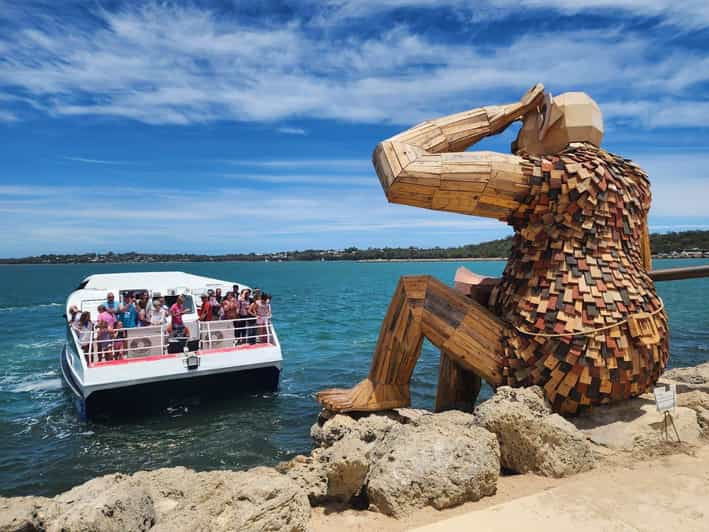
[317,84,668,415]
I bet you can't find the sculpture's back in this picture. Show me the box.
[493,142,668,413]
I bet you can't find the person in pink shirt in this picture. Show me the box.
[96,304,116,328]
[168,295,189,339]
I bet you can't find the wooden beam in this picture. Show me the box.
[649,265,709,282]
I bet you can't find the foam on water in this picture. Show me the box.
[14,341,63,350]
[12,378,63,394]
[0,302,62,313]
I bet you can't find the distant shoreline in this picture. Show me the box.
[357,257,507,262]
[2,229,709,265]
[1,255,708,266]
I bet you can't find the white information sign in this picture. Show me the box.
[653,384,677,413]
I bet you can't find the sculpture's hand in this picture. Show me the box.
[519,83,545,112]
[484,83,545,138]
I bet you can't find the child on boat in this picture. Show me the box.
[95,319,113,362]
[113,321,127,360]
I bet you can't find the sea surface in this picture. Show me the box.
[1,259,708,497]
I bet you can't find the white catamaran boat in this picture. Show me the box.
[61,272,282,419]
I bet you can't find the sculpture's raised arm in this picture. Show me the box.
[373,84,543,220]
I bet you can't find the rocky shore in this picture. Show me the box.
[2,362,708,532]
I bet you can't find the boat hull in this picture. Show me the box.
[61,344,280,420]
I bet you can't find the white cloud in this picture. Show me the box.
[0,109,18,122]
[63,156,130,165]
[0,181,506,255]
[623,150,709,218]
[0,4,707,128]
[318,0,709,30]
[277,127,307,135]
[229,159,372,171]
[603,100,709,129]
[222,174,376,186]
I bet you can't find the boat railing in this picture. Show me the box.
[199,317,274,350]
[77,317,276,365]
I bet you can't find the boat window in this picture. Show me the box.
[76,280,89,290]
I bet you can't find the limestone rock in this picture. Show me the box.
[677,390,709,411]
[366,412,499,517]
[473,386,594,477]
[50,474,155,532]
[0,496,57,532]
[411,409,480,429]
[321,436,370,502]
[675,390,709,435]
[281,430,371,505]
[138,467,310,532]
[310,411,402,448]
[276,452,329,505]
[573,397,702,450]
[660,362,709,393]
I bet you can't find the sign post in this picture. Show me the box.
[653,383,681,442]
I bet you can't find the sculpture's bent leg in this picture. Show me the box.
[435,351,482,412]
[317,275,506,412]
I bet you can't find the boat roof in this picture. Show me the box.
[79,271,248,293]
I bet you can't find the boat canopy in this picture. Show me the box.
[77,272,250,295]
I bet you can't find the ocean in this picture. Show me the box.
[1,259,708,497]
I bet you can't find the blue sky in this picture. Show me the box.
[1,0,708,257]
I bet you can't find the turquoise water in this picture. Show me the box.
[1,259,708,497]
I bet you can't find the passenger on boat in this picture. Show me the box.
[232,285,240,298]
[218,298,228,321]
[68,305,81,324]
[223,292,239,338]
[235,290,251,344]
[169,295,188,337]
[97,304,116,328]
[96,319,113,361]
[198,294,212,321]
[149,299,169,326]
[136,300,151,327]
[113,321,126,359]
[207,289,219,320]
[254,293,272,343]
[103,292,118,316]
[119,293,138,328]
[72,311,93,355]
[246,295,260,344]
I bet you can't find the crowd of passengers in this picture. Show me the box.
[69,285,272,362]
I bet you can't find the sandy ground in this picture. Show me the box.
[311,443,709,532]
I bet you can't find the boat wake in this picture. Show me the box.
[0,302,62,313]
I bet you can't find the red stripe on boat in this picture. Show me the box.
[88,342,272,367]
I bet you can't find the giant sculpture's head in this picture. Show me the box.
[513,92,604,156]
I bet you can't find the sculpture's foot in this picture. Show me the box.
[316,378,410,413]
